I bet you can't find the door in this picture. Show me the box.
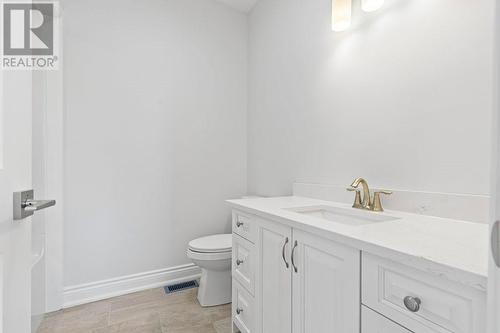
[490,2,500,332]
[361,306,412,333]
[255,219,292,333]
[0,69,34,333]
[488,92,500,331]
[292,229,360,333]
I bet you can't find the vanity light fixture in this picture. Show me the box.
[361,0,384,12]
[331,0,352,32]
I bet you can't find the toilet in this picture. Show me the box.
[187,234,232,307]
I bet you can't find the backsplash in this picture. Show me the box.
[293,183,490,224]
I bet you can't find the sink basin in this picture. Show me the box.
[285,205,400,226]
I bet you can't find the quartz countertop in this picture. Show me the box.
[227,196,489,291]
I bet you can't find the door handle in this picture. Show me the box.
[492,220,500,268]
[24,200,56,212]
[282,237,289,269]
[291,240,298,273]
[14,190,56,220]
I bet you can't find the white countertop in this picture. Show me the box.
[227,196,489,291]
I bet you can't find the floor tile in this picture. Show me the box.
[109,303,160,326]
[159,303,213,331]
[110,289,165,311]
[163,323,217,333]
[213,317,232,333]
[37,287,232,333]
[94,320,162,333]
[203,304,231,322]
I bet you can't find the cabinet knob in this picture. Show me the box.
[236,221,244,227]
[236,307,243,315]
[236,259,244,266]
[403,296,421,312]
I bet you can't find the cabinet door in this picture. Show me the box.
[255,218,292,333]
[292,229,360,333]
[362,306,412,333]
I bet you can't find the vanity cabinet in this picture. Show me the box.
[231,209,486,333]
[232,211,360,333]
[362,306,411,333]
[362,253,486,333]
[255,218,292,333]
[291,229,360,333]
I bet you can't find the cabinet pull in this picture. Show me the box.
[236,221,244,227]
[403,296,421,313]
[282,237,290,269]
[291,240,298,273]
[236,308,243,315]
[236,259,244,266]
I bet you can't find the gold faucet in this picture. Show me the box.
[347,177,392,212]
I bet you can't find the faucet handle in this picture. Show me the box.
[347,187,363,209]
[376,190,393,195]
[372,190,392,212]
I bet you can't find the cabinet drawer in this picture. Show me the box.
[362,253,486,333]
[233,234,255,295]
[232,211,256,244]
[233,280,254,333]
[362,306,411,333]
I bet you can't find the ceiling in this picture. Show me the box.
[215,0,258,12]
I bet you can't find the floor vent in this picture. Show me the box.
[164,280,199,294]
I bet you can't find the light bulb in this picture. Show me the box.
[361,0,384,12]
[332,0,352,32]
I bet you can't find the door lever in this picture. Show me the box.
[23,199,56,212]
[14,190,56,220]
[492,220,500,268]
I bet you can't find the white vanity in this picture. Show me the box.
[227,196,488,333]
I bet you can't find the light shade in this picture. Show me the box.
[361,0,384,12]
[332,0,352,32]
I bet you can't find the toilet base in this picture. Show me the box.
[197,268,231,307]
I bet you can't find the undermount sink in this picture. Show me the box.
[285,205,400,226]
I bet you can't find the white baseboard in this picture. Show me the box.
[63,264,201,309]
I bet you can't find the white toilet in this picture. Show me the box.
[187,234,232,307]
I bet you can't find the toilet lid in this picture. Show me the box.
[188,234,232,253]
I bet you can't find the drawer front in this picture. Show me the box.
[233,234,255,295]
[362,253,486,333]
[362,306,412,333]
[233,280,254,333]
[233,210,256,244]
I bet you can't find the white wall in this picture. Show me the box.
[247,0,495,197]
[63,0,247,287]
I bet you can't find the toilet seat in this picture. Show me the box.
[188,234,232,253]
[187,248,232,261]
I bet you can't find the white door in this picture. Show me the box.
[291,229,360,333]
[0,69,34,333]
[488,91,500,331]
[489,3,500,332]
[255,220,292,333]
[488,152,500,330]
[361,306,412,333]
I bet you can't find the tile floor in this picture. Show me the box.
[37,287,232,333]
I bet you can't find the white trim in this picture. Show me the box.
[488,0,500,327]
[62,264,201,308]
[43,9,65,312]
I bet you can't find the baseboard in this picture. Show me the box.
[63,264,201,309]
